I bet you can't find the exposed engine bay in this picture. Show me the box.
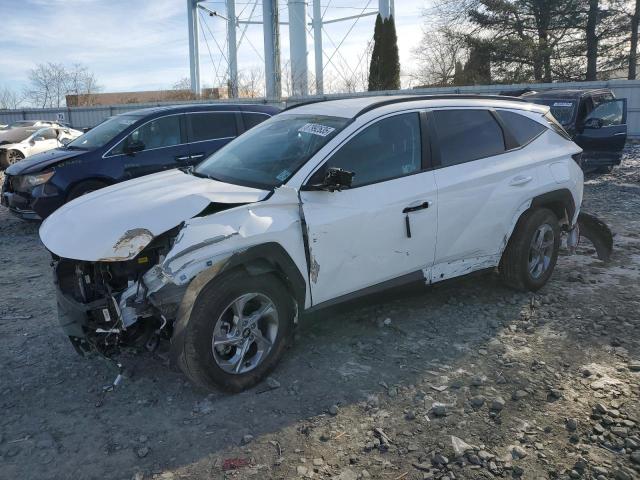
[53,227,184,357]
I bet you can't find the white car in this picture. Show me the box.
[0,125,82,167]
[40,95,604,392]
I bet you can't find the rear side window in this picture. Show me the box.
[544,112,572,141]
[432,109,505,166]
[187,112,237,142]
[39,128,57,140]
[242,112,271,130]
[497,110,546,146]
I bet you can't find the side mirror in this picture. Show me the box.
[307,167,354,192]
[584,117,603,129]
[34,136,46,142]
[124,139,145,155]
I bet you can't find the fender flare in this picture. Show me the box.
[169,242,306,365]
[530,188,576,225]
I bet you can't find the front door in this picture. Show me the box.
[111,114,190,179]
[30,128,60,155]
[575,99,627,159]
[300,112,438,305]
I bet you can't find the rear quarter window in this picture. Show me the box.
[497,110,547,146]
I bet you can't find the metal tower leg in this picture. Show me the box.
[288,0,308,97]
[187,0,201,95]
[227,0,238,98]
[263,0,281,99]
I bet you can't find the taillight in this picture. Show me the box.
[572,152,583,167]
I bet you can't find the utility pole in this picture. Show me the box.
[379,0,390,19]
[262,0,281,99]
[187,0,201,95]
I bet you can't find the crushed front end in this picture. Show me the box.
[52,228,184,357]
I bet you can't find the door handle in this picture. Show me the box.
[190,153,205,160]
[175,155,190,161]
[403,201,429,213]
[509,175,533,186]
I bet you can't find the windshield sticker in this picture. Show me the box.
[553,102,573,107]
[298,123,336,137]
[276,169,291,182]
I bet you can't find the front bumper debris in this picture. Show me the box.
[576,211,613,262]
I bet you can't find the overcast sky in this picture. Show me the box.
[0,0,429,94]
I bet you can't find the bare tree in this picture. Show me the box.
[66,64,102,105]
[630,0,640,78]
[25,62,101,107]
[238,67,265,98]
[0,86,24,110]
[412,27,466,87]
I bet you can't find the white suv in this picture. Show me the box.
[40,95,585,392]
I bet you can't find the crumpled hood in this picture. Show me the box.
[5,148,83,175]
[39,169,269,262]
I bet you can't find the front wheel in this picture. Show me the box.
[177,270,295,392]
[1,149,24,168]
[500,208,561,291]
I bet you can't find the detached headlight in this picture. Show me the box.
[19,171,54,189]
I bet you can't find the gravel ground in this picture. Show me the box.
[0,147,639,480]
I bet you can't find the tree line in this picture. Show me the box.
[413,0,640,87]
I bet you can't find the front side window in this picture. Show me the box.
[111,115,182,155]
[312,112,422,187]
[195,114,348,189]
[35,128,57,140]
[68,114,142,150]
[586,100,624,127]
[432,109,505,167]
[187,112,237,142]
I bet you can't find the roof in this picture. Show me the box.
[118,103,280,117]
[284,94,542,119]
[524,88,613,99]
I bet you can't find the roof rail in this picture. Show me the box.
[354,94,528,117]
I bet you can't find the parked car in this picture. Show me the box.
[39,95,611,392]
[0,125,83,168]
[521,89,627,173]
[1,120,66,130]
[1,104,279,220]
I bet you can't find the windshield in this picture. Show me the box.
[194,114,349,189]
[67,114,142,150]
[528,99,576,125]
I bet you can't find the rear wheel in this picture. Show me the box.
[500,208,561,291]
[178,270,294,392]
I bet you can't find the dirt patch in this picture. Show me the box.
[0,147,639,480]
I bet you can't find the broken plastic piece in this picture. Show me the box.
[577,212,613,262]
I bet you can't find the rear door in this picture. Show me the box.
[185,111,240,165]
[428,108,543,282]
[575,99,627,157]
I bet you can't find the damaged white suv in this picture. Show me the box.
[40,95,601,392]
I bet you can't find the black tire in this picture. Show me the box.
[1,150,24,168]
[67,180,108,202]
[595,165,613,174]
[500,208,561,291]
[178,270,294,392]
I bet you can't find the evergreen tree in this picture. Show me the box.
[368,15,401,91]
[381,16,401,90]
[368,14,384,91]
